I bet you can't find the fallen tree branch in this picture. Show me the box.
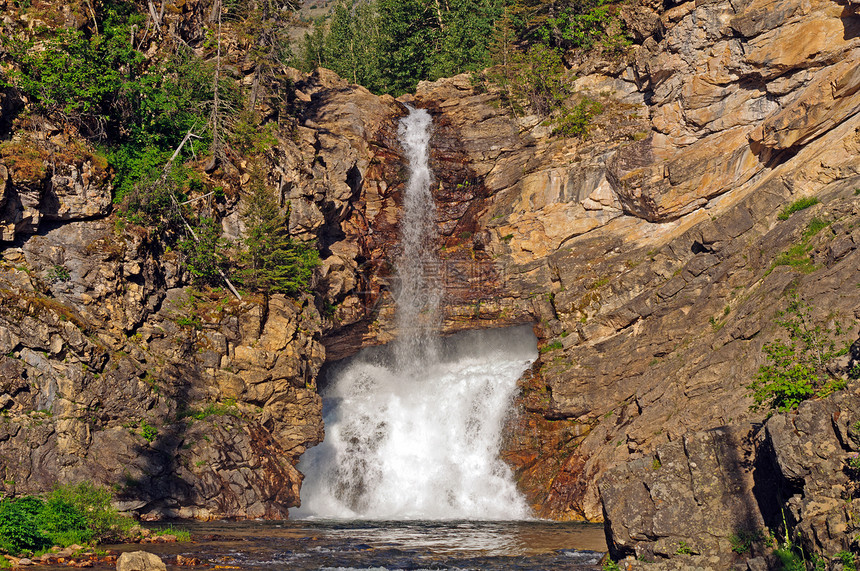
[150,125,243,301]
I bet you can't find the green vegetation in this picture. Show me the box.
[729,529,764,554]
[298,0,628,98]
[179,217,230,288]
[553,98,604,137]
[540,340,564,353]
[181,399,241,421]
[766,217,831,276]
[2,1,318,301]
[150,525,191,542]
[3,11,219,203]
[774,547,805,571]
[747,293,850,412]
[238,177,320,297]
[0,483,134,556]
[838,550,858,571]
[778,196,820,220]
[139,420,157,442]
[47,265,71,283]
[849,452,860,475]
[2,0,622,302]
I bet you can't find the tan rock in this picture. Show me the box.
[744,14,857,77]
[750,55,860,150]
[116,551,166,571]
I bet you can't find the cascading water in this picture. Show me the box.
[393,107,440,369]
[295,107,536,520]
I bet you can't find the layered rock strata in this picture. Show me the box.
[0,0,859,535]
[600,384,860,569]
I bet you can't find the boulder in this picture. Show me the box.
[116,552,166,571]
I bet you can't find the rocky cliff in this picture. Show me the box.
[0,0,859,555]
[600,382,860,569]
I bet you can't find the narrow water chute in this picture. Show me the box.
[296,107,536,520]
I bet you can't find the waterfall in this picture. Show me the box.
[393,107,440,369]
[295,107,535,520]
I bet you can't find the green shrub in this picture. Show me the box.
[0,483,134,554]
[553,98,604,138]
[36,497,91,547]
[748,293,850,412]
[837,550,857,571]
[4,27,140,128]
[0,498,51,554]
[509,44,568,116]
[778,197,819,220]
[47,482,133,543]
[140,420,157,442]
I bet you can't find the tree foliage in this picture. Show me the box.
[179,217,230,287]
[748,294,851,412]
[298,0,503,95]
[239,177,320,296]
[296,0,628,95]
[0,483,133,555]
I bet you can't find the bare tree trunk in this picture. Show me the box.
[148,0,163,32]
[249,67,261,110]
[434,0,446,31]
[206,0,229,172]
[159,126,243,300]
[84,0,99,35]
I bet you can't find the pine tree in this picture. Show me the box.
[431,0,502,79]
[299,21,326,71]
[240,176,320,297]
[376,0,439,95]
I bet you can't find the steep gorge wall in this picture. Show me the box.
[0,0,859,532]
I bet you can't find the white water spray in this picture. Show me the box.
[296,107,535,520]
[393,108,441,368]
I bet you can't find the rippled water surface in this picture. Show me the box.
[112,520,606,571]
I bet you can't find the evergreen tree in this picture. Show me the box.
[299,20,326,71]
[325,1,361,83]
[240,177,320,297]
[179,217,229,287]
[376,0,439,95]
[431,0,502,79]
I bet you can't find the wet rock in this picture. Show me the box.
[175,555,202,566]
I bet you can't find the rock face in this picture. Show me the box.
[0,128,112,241]
[0,217,325,518]
[385,0,860,523]
[0,0,859,544]
[600,384,860,569]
